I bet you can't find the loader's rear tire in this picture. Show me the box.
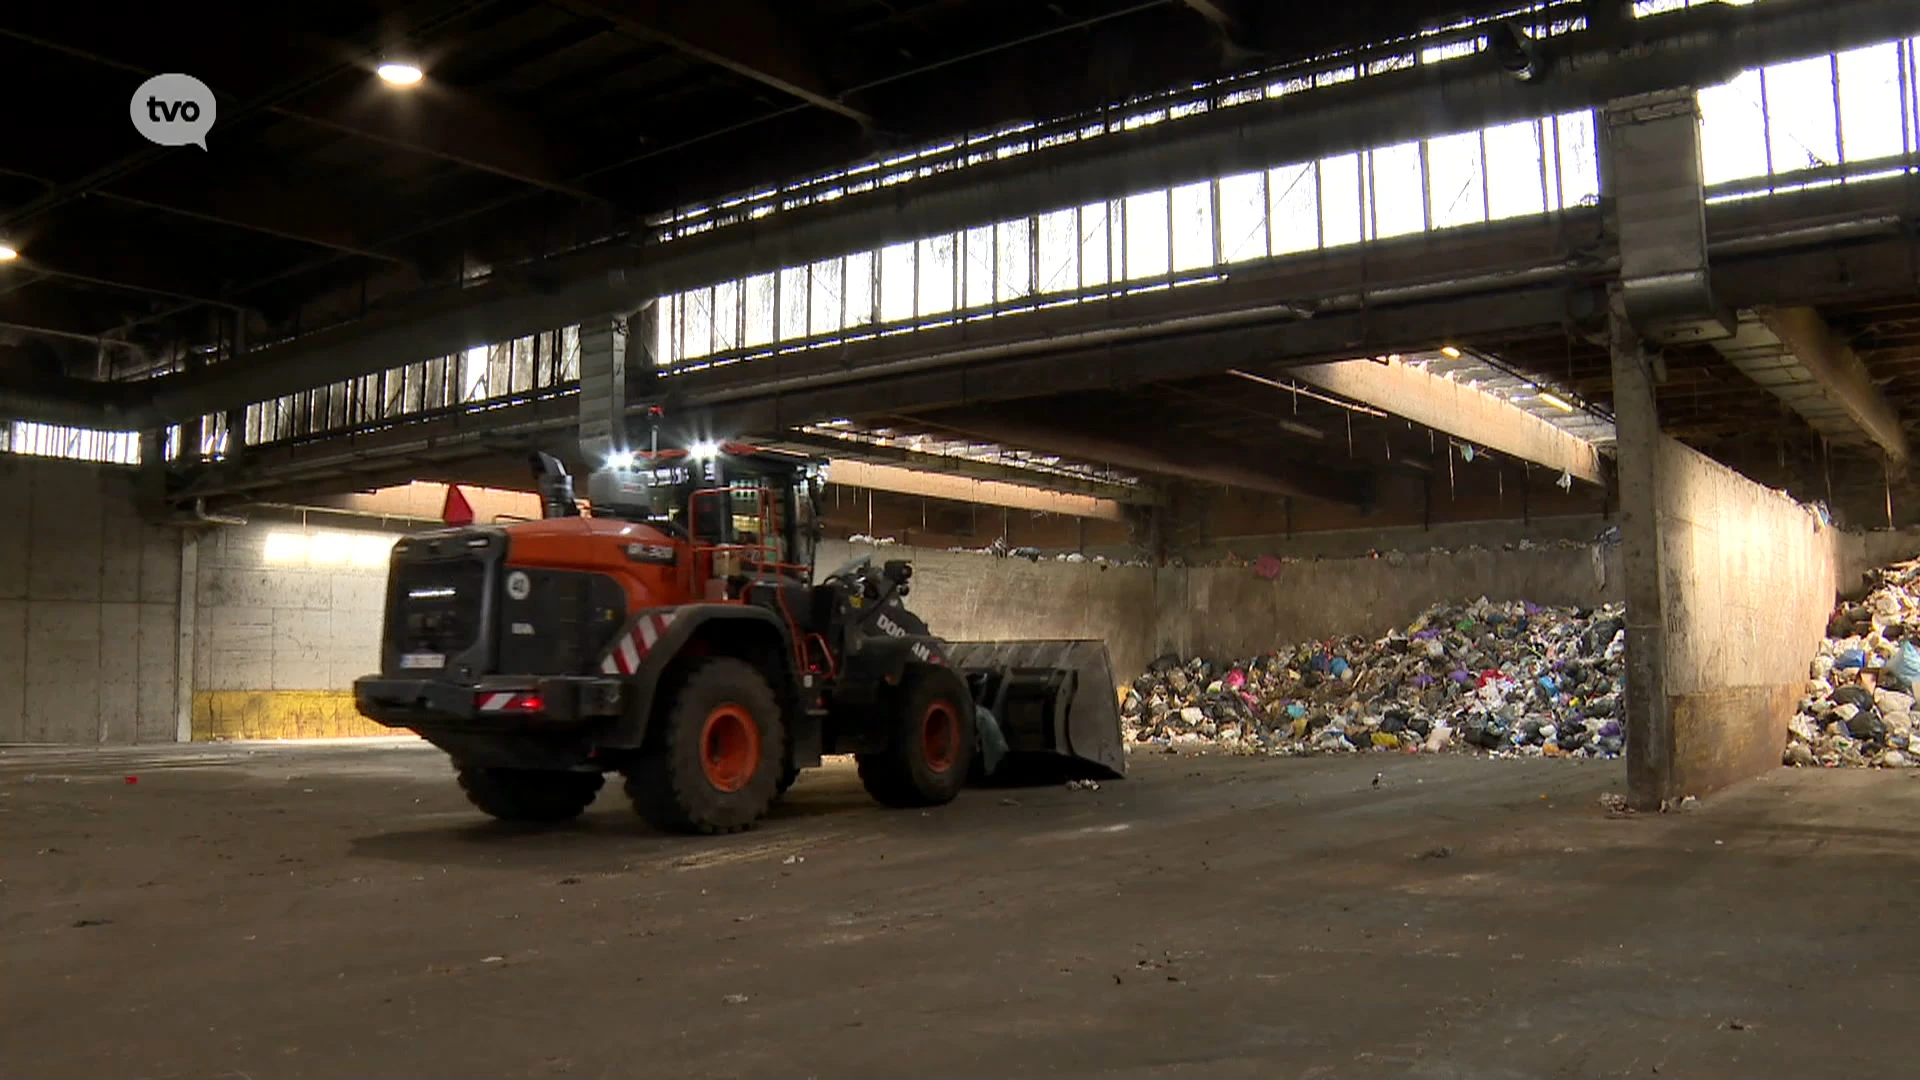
[456,766,603,823]
[857,672,975,809]
[624,657,784,834]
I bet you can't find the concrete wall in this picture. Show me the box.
[1834,526,1920,599]
[191,519,401,739]
[320,482,541,524]
[827,535,1622,682]
[1158,541,1622,663]
[1636,436,1838,803]
[1185,513,1614,563]
[0,458,180,744]
[819,540,1159,684]
[0,454,1832,759]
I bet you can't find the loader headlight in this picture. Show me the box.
[689,440,721,462]
[607,450,636,469]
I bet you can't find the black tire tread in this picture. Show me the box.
[457,766,603,823]
[624,657,784,835]
[856,671,974,809]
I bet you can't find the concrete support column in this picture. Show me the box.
[576,314,627,464]
[1604,87,1836,807]
[1597,88,1835,803]
[174,533,198,743]
[1609,289,1673,807]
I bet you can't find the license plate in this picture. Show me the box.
[400,652,446,670]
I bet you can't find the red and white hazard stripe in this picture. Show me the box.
[475,692,540,712]
[599,609,681,675]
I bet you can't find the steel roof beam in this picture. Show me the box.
[1710,306,1911,471]
[553,0,872,127]
[1288,357,1609,485]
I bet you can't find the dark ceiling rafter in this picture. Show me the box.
[0,0,509,233]
[4,0,1919,503]
[551,0,874,127]
[0,255,243,312]
[0,163,406,264]
[908,402,1377,507]
[82,0,1195,346]
[81,0,1919,422]
[1180,0,1250,50]
[0,11,609,211]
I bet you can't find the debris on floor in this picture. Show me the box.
[1790,556,1920,768]
[1121,597,1628,760]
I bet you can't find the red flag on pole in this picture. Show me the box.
[441,484,475,527]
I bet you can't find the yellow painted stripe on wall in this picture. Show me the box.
[192,690,392,741]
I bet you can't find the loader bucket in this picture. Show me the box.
[947,639,1127,781]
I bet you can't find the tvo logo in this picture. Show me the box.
[130,74,217,150]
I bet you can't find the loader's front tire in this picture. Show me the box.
[858,672,975,809]
[625,657,785,834]
[774,762,802,798]
[457,766,603,823]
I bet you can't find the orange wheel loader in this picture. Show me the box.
[354,443,1124,833]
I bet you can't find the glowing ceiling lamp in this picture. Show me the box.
[376,61,424,87]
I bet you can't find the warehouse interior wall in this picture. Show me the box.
[0,462,1866,769]
[832,534,1625,687]
[1182,513,1614,563]
[817,540,1159,683]
[1158,541,1623,664]
[0,457,180,744]
[1630,436,1840,805]
[1835,525,1920,599]
[190,518,399,740]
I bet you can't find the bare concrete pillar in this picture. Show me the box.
[174,533,199,743]
[1609,288,1672,808]
[1605,87,1840,805]
[577,315,627,465]
[1603,86,1837,807]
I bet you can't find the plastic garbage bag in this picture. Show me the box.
[976,705,1009,774]
[1886,640,1920,691]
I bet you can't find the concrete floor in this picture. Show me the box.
[0,741,1907,1079]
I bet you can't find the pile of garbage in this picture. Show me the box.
[1122,597,1629,759]
[839,534,1151,566]
[1789,558,1920,768]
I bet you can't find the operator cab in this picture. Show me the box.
[568,442,827,600]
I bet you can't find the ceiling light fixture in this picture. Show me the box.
[1538,391,1576,413]
[377,61,424,87]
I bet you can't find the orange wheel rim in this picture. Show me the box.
[922,702,959,772]
[700,705,760,793]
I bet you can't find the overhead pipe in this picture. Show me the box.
[1706,215,1907,256]
[185,498,248,527]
